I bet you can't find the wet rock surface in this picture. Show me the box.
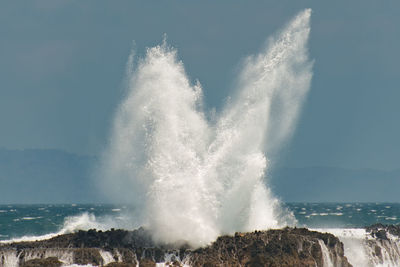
[0,227,353,266]
[20,257,62,267]
[189,228,352,267]
[363,224,400,266]
[365,223,400,239]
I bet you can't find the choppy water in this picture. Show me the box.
[1,203,400,267]
[287,202,400,228]
[1,203,399,241]
[0,204,131,241]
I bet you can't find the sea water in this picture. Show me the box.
[1,203,399,241]
[288,202,400,228]
[0,204,129,241]
[1,204,400,266]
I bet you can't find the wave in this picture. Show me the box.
[99,8,312,247]
[0,213,118,244]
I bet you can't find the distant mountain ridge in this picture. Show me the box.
[0,148,399,203]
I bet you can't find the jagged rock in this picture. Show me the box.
[366,223,400,239]
[20,257,62,267]
[0,227,352,267]
[106,263,136,267]
[189,228,351,267]
[117,248,137,264]
[363,224,400,265]
[73,248,103,265]
[139,258,156,267]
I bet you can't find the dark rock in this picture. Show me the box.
[364,224,400,265]
[20,257,62,267]
[118,248,138,264]
[106,263,137,267]
[366,224,400,239]
[374,245,382,258]
[189,228,351,267]
[0,227,352,267]
[73,248,103,265]
[139,258,156,267]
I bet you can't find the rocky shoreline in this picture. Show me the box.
[0,227,353,267]
[0,224,399,267]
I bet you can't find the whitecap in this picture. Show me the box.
[22,216,42,220]
[0,213,119,244]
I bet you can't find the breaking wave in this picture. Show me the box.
[99,9,313,247]
[0,213,115,244]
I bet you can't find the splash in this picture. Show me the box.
[100,9,313,247]
[318,228,400,267]
[0,213,116,244]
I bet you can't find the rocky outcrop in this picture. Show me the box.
[20,257,62,267]
[365,223,400,239]
[0,227,352,267]
[189,228,351,267]
[363,224,400,266]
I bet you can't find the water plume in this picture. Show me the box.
[100,9,313,247]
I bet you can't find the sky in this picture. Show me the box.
[0,1,399,171]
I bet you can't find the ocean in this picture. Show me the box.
[1,203,399,241]
[1,203,400,266]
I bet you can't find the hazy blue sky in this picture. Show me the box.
[1,1,399,170]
